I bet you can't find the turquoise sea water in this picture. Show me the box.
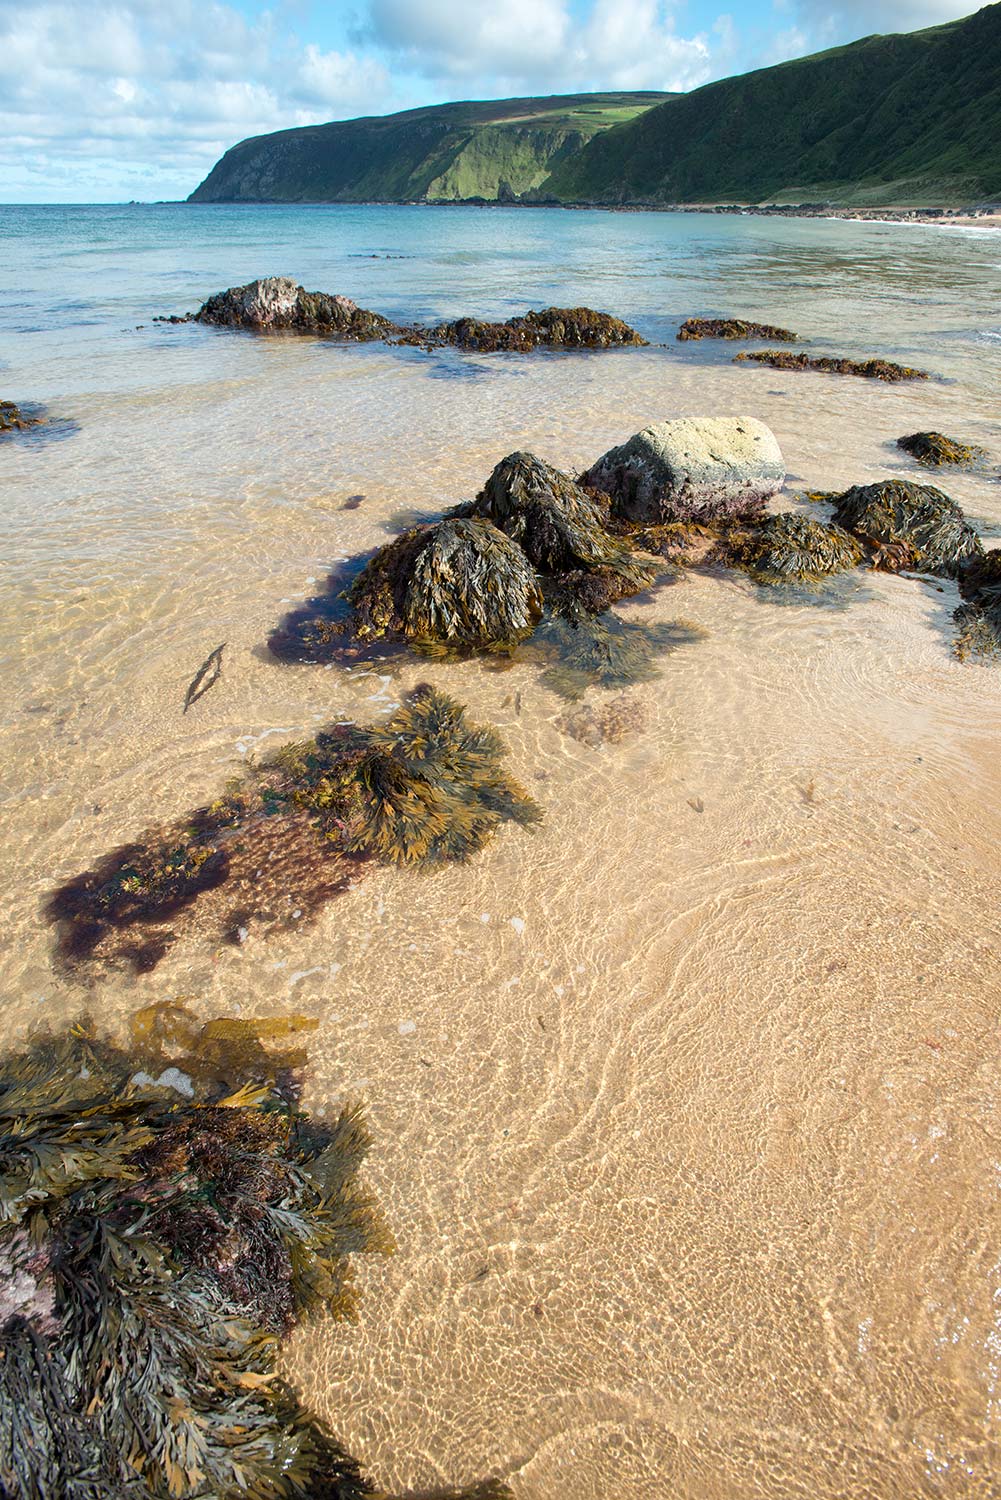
[3,201,1000,392]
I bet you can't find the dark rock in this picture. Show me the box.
[194,276,395,339]
[897,431,986,467]
[584,416,785,525]
[831,479,982,575]
[678,317,796,342]
[735,350,928,381]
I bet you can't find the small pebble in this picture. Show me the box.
[398,1020,417,1036]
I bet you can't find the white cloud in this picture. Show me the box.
[0,1,393,201]
[364,0,713,92]
[785,0,978,49]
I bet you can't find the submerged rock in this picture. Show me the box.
[583,416,785,525]
[734,349,928,381]
[897,430,986,467]
[831,478,982,576]
[677,317,796,342]
[432,307,646,351]
[348,517,544,651]
[465,451,658,608]
[0,399,42,433]
[735,512,863,582]
[195,275,395,338]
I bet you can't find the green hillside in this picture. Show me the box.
[188,94,672,204]
[539,5,1001,206]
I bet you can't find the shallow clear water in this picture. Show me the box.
[2,203,1001,1498]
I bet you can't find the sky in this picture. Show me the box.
[0,0,984,202]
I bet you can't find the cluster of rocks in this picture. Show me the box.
[172,276,647,352]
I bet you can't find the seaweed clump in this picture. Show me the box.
[0,399,42,433]
[734,512,863,583]
[0,1008,389,1500]
[896,431,985,467]
[347,518,544,654]
[429,307,646,352]
[677,318,796,342]
[831,479,982,576]
[954,548,1001,661]
[47,685,540,973]
[464,451,659,610]
[734,350,928,382]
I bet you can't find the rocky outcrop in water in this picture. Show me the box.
[432,307,646,351]
[896,430,986,467]
[195,276,394,338]
[831,478,982,576]
[734,350,928,381]
[954,548,1001,660]
[0,399,42,433]
[677,317,796,342]
[583,416,785,524]
[183,278,646,352]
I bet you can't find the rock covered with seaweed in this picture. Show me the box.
[195,277,395,339]
[583,416,785,525]
[954,548,1001,661]
[734,512,863,582]
[47,685,540,973]
[0,1007,387,1500]
[179,278,646,352]
[896,431,986,468]
[677,317,796,342]
[830,478,982,576]
[734,350,927,381]
[463,451,658,609]
[429,307,646,351]
[0,399,42,434]
[347,518,544,652]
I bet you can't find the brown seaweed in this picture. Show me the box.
[182,642,225,713]
[733,512,863,583]
[0,1011,387,1500]
[0,399,43,434]
[734,350,928,382]
[677,317,796,342]
[831,479,982,576]
[47,685,540,973]
[896,431,986,467]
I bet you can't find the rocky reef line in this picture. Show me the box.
[162,277,646,353]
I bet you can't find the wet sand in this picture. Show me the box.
[2,207,1001,1497]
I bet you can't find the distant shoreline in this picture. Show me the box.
[179,198,1001,228]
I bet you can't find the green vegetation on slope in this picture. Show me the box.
[188,93,672,203]
[539,5,1001,206]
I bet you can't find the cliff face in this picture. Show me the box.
[539,5,1001,207]
[188,94,671,204]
